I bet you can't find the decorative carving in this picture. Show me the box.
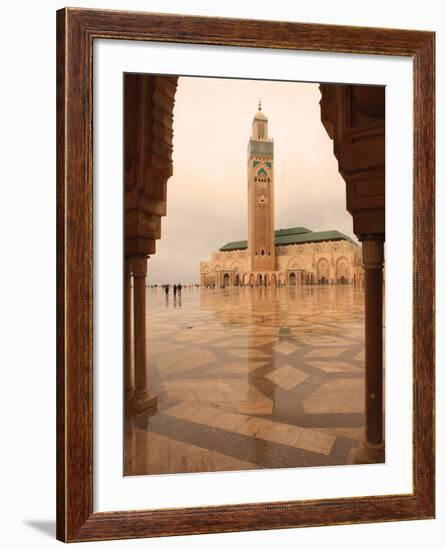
[131,256,147,278]
[320,83,385,239]
[361,237,385,269]
[125,74,179,256]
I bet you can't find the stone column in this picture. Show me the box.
[355,236,385,463]
[124,257,134,393]
[130,255,157,413]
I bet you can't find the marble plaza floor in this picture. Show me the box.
[125,285,374,476]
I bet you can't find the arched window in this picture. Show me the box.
[261,250,265,256]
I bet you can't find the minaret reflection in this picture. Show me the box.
[199,285,279,414]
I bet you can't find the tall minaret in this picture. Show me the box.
[247,101,275,272]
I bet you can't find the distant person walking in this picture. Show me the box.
[173,284,177,297]
[164,285,169,298]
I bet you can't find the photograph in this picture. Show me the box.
[123,75,385,476]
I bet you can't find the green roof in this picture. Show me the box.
[220,240,248,251]
[219,227,355,251]
[275,230,355,246]
[275,227,311,237]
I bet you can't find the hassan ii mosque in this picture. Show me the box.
[200,102,364,288]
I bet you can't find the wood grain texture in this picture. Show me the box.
[56,7,435,542]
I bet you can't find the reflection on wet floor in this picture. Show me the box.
[125,285,376,476]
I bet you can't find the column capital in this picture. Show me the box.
[361,236,384,269]
[131,255,148,278]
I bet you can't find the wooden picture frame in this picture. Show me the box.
[56,7,435,542]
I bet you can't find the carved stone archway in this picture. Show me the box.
[320,83,385,462]
[124,73,178,414]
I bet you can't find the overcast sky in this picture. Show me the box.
[147,76,355,284]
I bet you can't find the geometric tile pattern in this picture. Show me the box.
[264,365,309,391]
[125,285,381,476]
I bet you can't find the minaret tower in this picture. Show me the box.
[247,101,275,272]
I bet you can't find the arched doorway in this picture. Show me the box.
[235,274,240,286]
[289,272,296,286]
[271,273,277,286]
[258,273,263,286]
[336,257,350,285]
[201,265,210,286]
[214,264,221,284]
[317,258,330,284]
[223,273,230,286]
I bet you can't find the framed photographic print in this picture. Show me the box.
[56,8,435,542]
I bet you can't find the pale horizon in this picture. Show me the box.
[147,76,356,285]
